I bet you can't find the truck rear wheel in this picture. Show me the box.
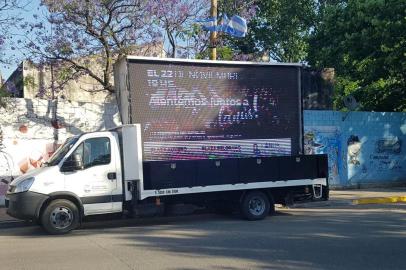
[240,191,270,220]
[41,199,80,235]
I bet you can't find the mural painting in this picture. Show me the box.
[0,125,60,201]
[0,98,121,205]
[369,137,403,172]
[346,134,365,183]
[347,135,361,165]
[304,126,341,186]
[346,134,405,182]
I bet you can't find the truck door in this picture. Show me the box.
[63,134,118,215]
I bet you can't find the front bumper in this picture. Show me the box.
[5,191,49,221]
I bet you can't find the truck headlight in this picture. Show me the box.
[14,177,35,193]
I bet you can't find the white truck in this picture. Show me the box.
[5,57,329,234]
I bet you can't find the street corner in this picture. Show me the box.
[353,196,406,205]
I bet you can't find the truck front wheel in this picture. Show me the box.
[41,199,80,234]
[240,191,270,220]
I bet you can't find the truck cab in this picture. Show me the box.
[6,130,125,234]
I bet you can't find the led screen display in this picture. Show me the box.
[128,59,301,161]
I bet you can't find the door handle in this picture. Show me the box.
[107,172,116,180]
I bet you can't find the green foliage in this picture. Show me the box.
[23,75,36,89]
[308,0,406,112]
[333,77,361,110]
[218,0,405,111]
[221,0,317,62]
[56,67,76,82]
[0,89,8,108]
[196,46,234,60]
[10,0,403,112]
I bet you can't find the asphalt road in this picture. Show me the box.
[0,203,405,270]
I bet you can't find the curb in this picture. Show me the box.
[290,200,351,208]
[353,196,406,205]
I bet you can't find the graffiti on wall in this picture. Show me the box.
[16,142,59,173]
[347,134,405,182]
[375,137,402,154]
[0,98,121,204]
[304,126,341,186]
[305,110,406,186]
[347,135,361,165]
[369,137,403,171]
[0,125,59,198]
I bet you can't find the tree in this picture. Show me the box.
[196,0,258,61]
[0,0,24,65]
[220,0,317,62]
[0,0,27,105]
[149,0,208,58]
[23,0,159,94]
[308,0,406,112]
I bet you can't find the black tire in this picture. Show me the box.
[240,191,271,221]
[41,199,80,235]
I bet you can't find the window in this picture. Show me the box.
[47,136,79,166]
[72,137,111,168]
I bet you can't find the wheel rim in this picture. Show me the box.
[248,196,266,216]
[50,207,73,229]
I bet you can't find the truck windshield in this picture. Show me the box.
[46,137,79,166]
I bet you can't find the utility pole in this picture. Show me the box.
[210,0,217,60]
[49,24,59,152]
[50,60,59,152]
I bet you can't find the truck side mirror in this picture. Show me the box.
[61,153,84,172]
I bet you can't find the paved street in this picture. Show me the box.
[0,202,405,270]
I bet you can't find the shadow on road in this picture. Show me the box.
[0,205,405,270]
[109,205,406,270]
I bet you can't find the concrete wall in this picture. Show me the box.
[2,43,166,103]
[0,98,121,204]
[22,61,112,103]
[304,110,406,188]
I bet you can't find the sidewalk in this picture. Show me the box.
[1,187,405,228]
[292,187,406,208]
[331,187,406,204]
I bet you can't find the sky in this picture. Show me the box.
[1,0,45,81]
[0,0,214,82]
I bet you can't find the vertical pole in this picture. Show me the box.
[50,61,58,152]
[50,62,55,101]
[50,22,59,153]
[210,0,217,60]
